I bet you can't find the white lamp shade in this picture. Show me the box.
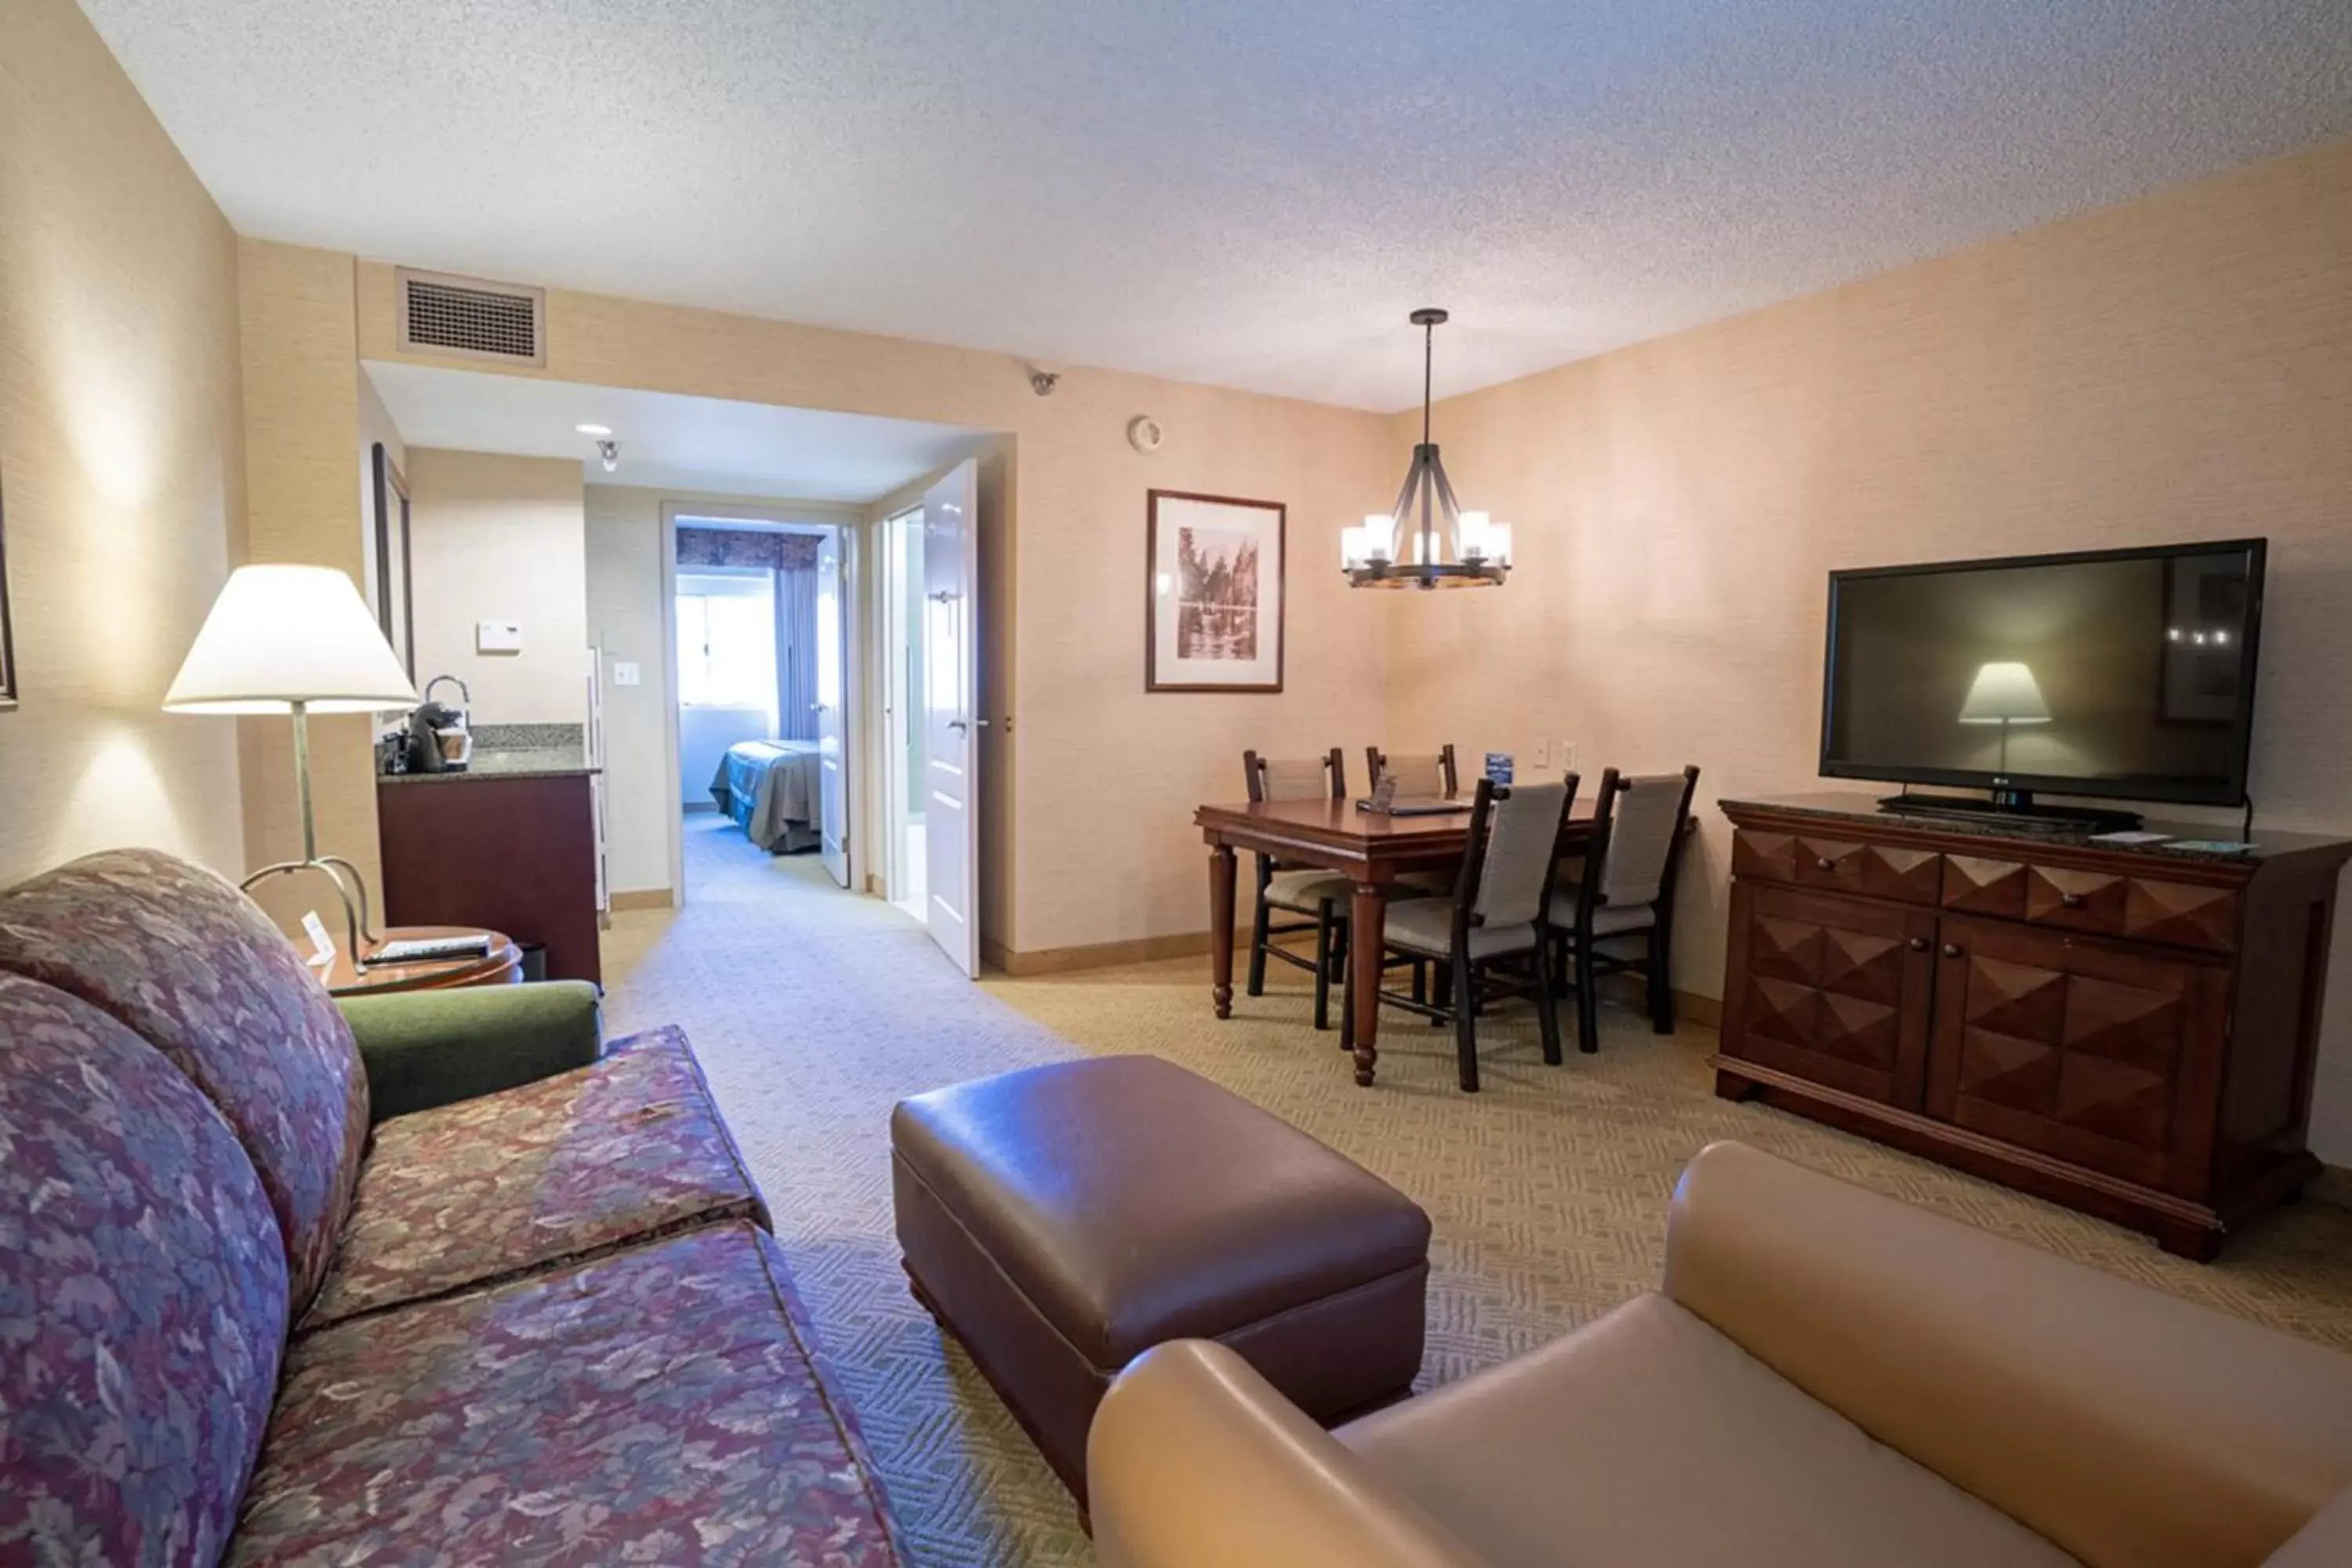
[165,564,421,714]
[1958,661,2051,724]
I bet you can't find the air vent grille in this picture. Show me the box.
[396,268,546,365]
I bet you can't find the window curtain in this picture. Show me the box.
[773,560,819,739]
[677,527,823,740]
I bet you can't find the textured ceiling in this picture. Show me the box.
[84,1,2352,410]
[365,362,982,501]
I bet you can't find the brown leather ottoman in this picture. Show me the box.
[891,1054,1431,1507]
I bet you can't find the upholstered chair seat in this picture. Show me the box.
[1265,868,1358,910]
[1381,898,1540,962]
[1546,887,1657,936]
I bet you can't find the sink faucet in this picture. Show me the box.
[423,674,471,713]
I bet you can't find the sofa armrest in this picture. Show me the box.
[1663,1141,2352,1568]
[337,981,603,1123]
[1088,1341,1484,1568]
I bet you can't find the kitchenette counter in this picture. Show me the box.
[380,723,600,784]
[382,748,599,783]
[376,720,604,985]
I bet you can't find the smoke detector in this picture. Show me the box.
[1127,415,1165,454]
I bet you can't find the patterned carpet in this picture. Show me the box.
[604,817,2352,1568]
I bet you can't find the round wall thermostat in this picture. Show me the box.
[1127,415,1165,454]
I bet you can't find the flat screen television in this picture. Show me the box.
[1820,539,2266,825]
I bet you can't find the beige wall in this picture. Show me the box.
[236,239,374,931]
[0,0,246,884]
[1387,136,2352,1160]
[586,482,862,898]
[336,267,1396,955]
[406,448,586,725]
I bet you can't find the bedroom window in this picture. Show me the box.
[677,572,779,730]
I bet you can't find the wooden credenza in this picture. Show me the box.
[1715,795,2352,1258]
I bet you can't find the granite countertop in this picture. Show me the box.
[1718,791,2345,865]
[382,748,600,784]
[379,723,601,785]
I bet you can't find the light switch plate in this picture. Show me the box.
[612,661,641,687]
[476,620,524,654]
[1560,741,1577,772]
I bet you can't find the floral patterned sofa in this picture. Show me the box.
[0,848,905,1566]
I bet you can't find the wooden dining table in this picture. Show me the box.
[1195,795,1598,1087]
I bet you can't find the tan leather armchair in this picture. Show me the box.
[1090,1142,2352,1568]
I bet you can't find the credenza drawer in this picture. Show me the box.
[1941,854,2239,952]
[1732,829,1942,906]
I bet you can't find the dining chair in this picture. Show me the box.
[1366,743,1464,918]
[1241,747,1352,1029]
[1365,773,1579,1092]
[1547,765,1702,1055]
[1364,743,1459,798]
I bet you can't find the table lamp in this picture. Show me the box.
[165,564,420,957]
[1958,659,2050,771]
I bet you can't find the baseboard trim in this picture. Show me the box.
[1674,989,1723,1029]
[608,887,675,913]
[985,929,1233,977]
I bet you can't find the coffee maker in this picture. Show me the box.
[397,675,474,774]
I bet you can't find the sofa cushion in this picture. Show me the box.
[301,1025,769,1332]
[0,848,368,1315]
[1338,1291,2076,1568]
[231,1223,903,1566]
[0,974,289,1567]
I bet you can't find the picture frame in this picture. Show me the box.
[0,470,16,711]
[371,444,416,680]
[1145,488,1285,693]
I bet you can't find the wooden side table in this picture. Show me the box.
[323,924,524,996]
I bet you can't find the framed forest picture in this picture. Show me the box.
[1145,489,1285,693]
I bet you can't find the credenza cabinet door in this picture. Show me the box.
[1923,915,2230,1194]
[1722,882,1938,1109]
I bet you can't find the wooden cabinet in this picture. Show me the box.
[1722,883,1936,1109]
[1718,798,2351,1259]
[1924,914,2227,1192]
[377,775,603,987]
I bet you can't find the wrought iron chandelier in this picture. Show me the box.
[1341,308,1510,590]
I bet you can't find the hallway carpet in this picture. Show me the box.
[605,817,2352,1568]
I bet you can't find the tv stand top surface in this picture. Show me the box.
[1718,793,2352,869]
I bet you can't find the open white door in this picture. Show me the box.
[816,530,850,887]
[921,461,981,977]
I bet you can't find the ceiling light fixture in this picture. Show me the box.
[575,423,613,437]
[1342,309,1509,590]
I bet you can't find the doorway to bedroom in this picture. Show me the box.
[672,513,848,889]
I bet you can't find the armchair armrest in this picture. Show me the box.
[1088,1341,1483,1568]
[1662,1141,2352,1568]
[337,981,603,1123]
